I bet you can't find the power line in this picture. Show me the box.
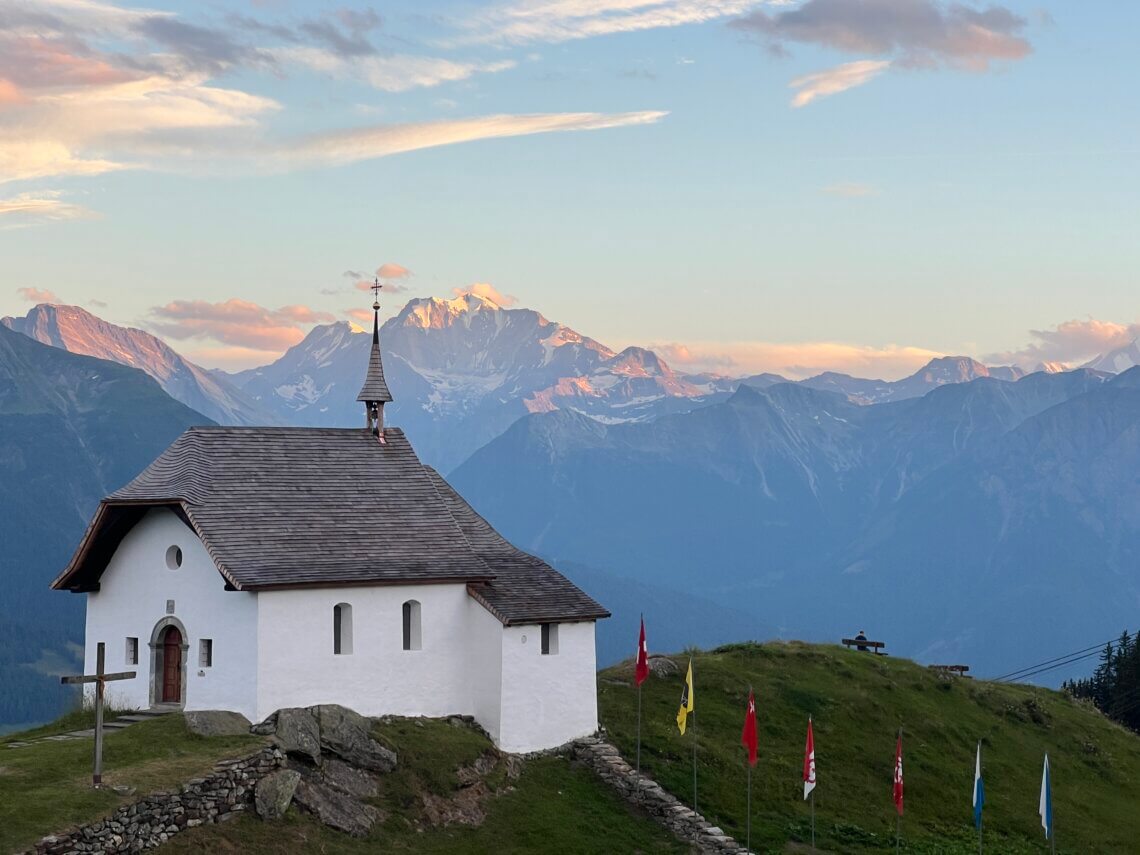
[997,649,1105,684]
[990,638,1118,683]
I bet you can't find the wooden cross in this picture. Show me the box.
[61,642,136,787]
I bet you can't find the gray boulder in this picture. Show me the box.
[254,769,301,821]
[314,705,396,773]
[294,778,382,837]
[273,708,321,764]
[183,710,253,738]
[322,758,380,800]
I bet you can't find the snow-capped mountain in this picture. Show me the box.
[1086,338,1140,374]
[757,356,1025,405]
[1,304,276,426]
[229,292,734,470]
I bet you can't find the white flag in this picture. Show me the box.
[1039,753,1053,839]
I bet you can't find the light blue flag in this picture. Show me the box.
[1039,754,1053,839]
[973,743,985,829]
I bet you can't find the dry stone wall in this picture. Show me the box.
[573,736,746,854]
[30,747,284,854]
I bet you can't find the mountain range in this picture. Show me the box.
[1,305,274,426]
[6,295,1091,474]
[0,324,210,728]
[449,366,1138,679]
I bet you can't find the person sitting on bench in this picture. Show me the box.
[854,630,869,652]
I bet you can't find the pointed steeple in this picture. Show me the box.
[357,278,392,437]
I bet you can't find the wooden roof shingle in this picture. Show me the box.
[52,425,607,625]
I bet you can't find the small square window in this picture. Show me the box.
[199,639,213,668]
[540,623,559,656]
[125,637,138,666]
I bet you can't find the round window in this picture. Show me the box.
[165,545,183,570]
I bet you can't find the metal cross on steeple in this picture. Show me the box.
[371,276,382,309]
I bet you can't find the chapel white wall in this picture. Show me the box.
[255,584,499,724]
[82,508,258,718]
[497,620,598,753]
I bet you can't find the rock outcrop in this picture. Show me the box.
[251,704,397,837]
[183,710,253,738]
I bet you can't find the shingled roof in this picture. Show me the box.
[426,468,610,625]
[53,425,607,625]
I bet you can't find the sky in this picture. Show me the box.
[1,0,1138,377]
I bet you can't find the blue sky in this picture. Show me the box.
[1,0,1137,376]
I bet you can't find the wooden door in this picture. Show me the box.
[162,627,182,703]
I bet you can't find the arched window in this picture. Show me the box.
[333,603,353,655]
[402,600,422,651]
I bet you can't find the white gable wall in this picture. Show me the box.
[82,508,258,718]
[497,620,598,753]
[255,583,486,723]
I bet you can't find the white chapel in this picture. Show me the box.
[52,300,609,753]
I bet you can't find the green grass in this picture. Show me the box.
[599,641,1140,854]
[165,718,685,854]
[0,714,264,854]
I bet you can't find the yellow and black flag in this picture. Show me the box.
[676,657,695,734]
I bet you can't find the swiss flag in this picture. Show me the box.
[635,617,649,686]
[893,734,905,816]
[803,717,817,799]
[741,690,758,767]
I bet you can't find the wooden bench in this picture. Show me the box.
[929,664,971,677]
[842,638,886,654]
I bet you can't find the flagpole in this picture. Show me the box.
[811,789,816,850]
[746,757,751,853]
[896,728,902,855]
[692,707,698,813]
[636,681,642,776]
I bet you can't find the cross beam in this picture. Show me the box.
[60,642,136,787]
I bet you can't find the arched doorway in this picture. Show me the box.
[161,626,183,703]
[149,616,188,708]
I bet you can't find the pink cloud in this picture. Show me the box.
[148,298,334,350]
[17,286,61,303]
[0,78,26,106]
[654,340,943,380]
[344,307,373,324]
[0,37,141,90]
[452,282,517,307]
[984,318,1140,368]
[377,262,410,279]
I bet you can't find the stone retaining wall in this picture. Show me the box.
[31,747,284,854]
[572,736,746,853]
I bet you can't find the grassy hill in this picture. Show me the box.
[0,713,681,855]
[8,642,1140,854]
[598,641,1140,854]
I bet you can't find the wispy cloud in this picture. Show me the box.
[454,0,764,47]
[822,181,879,197]
[790,59,891,107]
[733,0,1032,70]
[734,0,1032,105]
[279,111,667,170]
[0,1,665,189]
[654,339,942,380]
[0,192,98,227]
[985,318,1140,369]
[148,298,334,351]
[16,286,62,303]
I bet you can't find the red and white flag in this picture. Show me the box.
[741,690,758,767]
[635,617,649,686]
[893,734,905,816]
[803,717,817,799]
